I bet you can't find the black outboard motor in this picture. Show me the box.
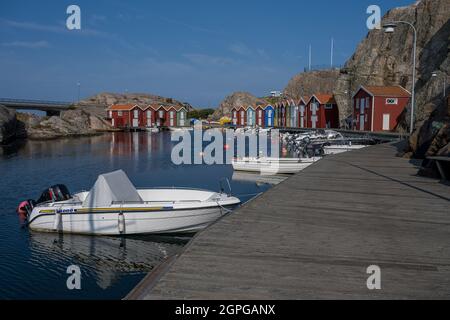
[17,185,71,216]
[36,184,71,204]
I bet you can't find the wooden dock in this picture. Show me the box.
[127,142,450,300]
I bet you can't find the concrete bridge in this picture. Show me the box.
[0,98,72,116]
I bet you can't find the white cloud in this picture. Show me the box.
[229,43,253,56]
[1,40,50,48]
[0,18,112,38]
[183,53,237,66]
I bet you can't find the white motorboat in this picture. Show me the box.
[323,144,368,155]
[19,170,240,236]
[232,157,321,174]
[169,127,193,132]
[146,127,160,133]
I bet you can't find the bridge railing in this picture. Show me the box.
[0,98,72,106]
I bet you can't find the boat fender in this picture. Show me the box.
[53,212,62,231]
[118,213,125,234]
[17,200,34,216]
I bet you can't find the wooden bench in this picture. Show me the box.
[426,156,450,181]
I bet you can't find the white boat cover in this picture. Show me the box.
[82,170,143,208]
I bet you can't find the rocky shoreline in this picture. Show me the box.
[0,105,114,145]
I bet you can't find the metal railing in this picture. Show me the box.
[0,98,71,106]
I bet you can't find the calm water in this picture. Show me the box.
[0,132,272,300]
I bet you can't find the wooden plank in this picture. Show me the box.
[127,142,450,300]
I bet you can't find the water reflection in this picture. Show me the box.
[0,132,272,299]
[29,232,187,290]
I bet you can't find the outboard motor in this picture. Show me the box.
[36,184,71,204]
[17,184,71,217]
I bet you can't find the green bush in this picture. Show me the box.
[188,108,215,120]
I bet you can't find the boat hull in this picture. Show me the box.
[232,157,320,174]
[28,206,234,236]
[323,145,367,155]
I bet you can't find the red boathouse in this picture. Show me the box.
[305,94,339,129]
[352,85,411,132]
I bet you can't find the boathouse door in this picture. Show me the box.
[311,103,318,129]
[359,101,365,131]
[266,109,273,127]
[133,109,139,128]
[179,112,185,126]
[300,106,305,128]
[170,111,175,127]
[147,111,152,127]
[383,114,390,131]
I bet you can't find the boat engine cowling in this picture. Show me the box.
[17,184,71,216]
[36,184,72,204]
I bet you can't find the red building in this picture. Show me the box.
[352,86,411,132]
[142,104,158,127]
[232,106,247,127]
[305,94,339,129]
[108,104,144,129]
[255,105,265,127]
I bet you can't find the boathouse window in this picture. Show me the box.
[118,111,123,116]
[386,98,398,105]
[324,104,333,109]
[180,112,185,119]
[366,97,370,108]
[134,110,139,118]
[147,111,151,118]
[159,110,164,118]
[361,99,366,109]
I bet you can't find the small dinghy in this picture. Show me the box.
[232,157,321,175]
[19,170,240,236]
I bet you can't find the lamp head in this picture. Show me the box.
[383,23,397,33]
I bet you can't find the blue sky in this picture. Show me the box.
[0,0,413,107]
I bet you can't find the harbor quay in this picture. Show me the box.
[126,141,450,300]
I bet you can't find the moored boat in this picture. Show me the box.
[19,170,240,236]
[232,157,321,174]
[323,144,368,155]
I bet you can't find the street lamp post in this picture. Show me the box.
[383,21,417,135]
[77,82,81,103]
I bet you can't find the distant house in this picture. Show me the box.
[232,106,247,127]
[305,94,339,129]
[298,97,309,128]
[154,105,167,127]
[274,103,280,127]
[232,107,238,126]
[151,105,188,127]
[352,85,411,132]
[279,102,286,127]
[247,105,256,127]
[143,104,157,127]
[264,105,275,127]
[176,106,188,127]
[255,105,265,127]
[287,99,298,128]
[108,104,143,129]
